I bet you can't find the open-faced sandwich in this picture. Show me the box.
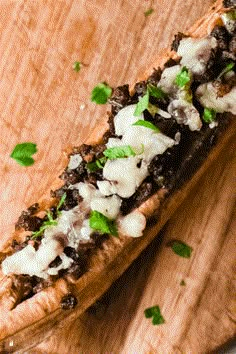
[0,0,235,351]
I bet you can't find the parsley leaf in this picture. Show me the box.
[147,84,166,99]
[203,108,216,123]
[169,240,193,258]
[144,306,165,325]
[89,210,118,236]
[134,91,149,116]
[57,192,67,212]
[91,83,112,104]
[73,61,81,72]
[218,62,235,79]
[103,145,136,159]
[175,66,191,88]
[87,156,107,172]
[132,120,160,132]
[144,8,154,17]
[10,142,37,166]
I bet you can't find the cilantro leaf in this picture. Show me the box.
[203,108,216,123]
[144,8,154,17]
[91,83,112,104]
[175,66,191,88]
[169,240,193,258]
[144,306,165,325]
[134,91,149,116]
[73,61,81,72]
[147,84,166,99]
[103,145,136,159]
[132,120,160,132]
[10,142,37,166]
[89,210,118,236]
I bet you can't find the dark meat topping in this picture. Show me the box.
[171,32,188,52]
[108,84,131,115]
[223,0,236,8]
[60,293,78,310]
[210,25,231,51]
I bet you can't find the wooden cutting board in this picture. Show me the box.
[0,0,235,352]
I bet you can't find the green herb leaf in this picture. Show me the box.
[203,107,216,123]
[57,192,67,211]
[73,61,81,72]
[218,62,235,79]
[175,66,191,88]
[147,84,166,99]
[134,91,149,116]
[132,120,160,132]
[91,83,112,104]
[144,306,165,325]
[103,145,136,159]
[87,157,107,172]
[10,143,37,166]
[144,8,154,17]
[89,210,118,236]
[169,240,193,258]
[180,280,186,286]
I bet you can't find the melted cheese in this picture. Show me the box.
[68,154,82,170]
[196,82,236,114]
[114,104,144,136]
[118,211,146,237]
[177,37,217,75]
[158,65,181,94]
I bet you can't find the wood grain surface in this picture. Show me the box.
[0,0,235,353]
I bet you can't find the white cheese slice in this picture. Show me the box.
[68,154,82,170]
[90,195,121,219]
[196,82,236,114]
[177,37,217,75]
[114,104,144,136]
[118,211,146,237]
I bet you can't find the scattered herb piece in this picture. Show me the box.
[175,66,191,88]
[203,107,216,123]
[72,61,81,72]
[147,84,166,99]
[132,120,160,132]
[89,210,118,236]
[180,280,186,286]
[87,156,107,172]
[10,142,37,167]
[144,8,154,17]
[103,145,136,159]
[218,61,235,79]
[91,83,112,104]
[144,305,165,325]
[134,90,149,116]
[168,240,193,258]
[57,192,67,212]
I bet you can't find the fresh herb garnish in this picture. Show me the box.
[10,142,37,167]
[72,61,81,72]
[147,84,166,99]
[180,280,186,286]
[31,193,67,239]
[144,8,154,17]
[89,210,118,236]
[103,145,136,159]
[218,62,235,79]
[134,90,149,116]
[132,120,160,132]
[168,240,193,258]
[144,305,165,325]
[91,83,112,104]
[203,107,216,123]
[87,156,107,172]
[175,66,191,88]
